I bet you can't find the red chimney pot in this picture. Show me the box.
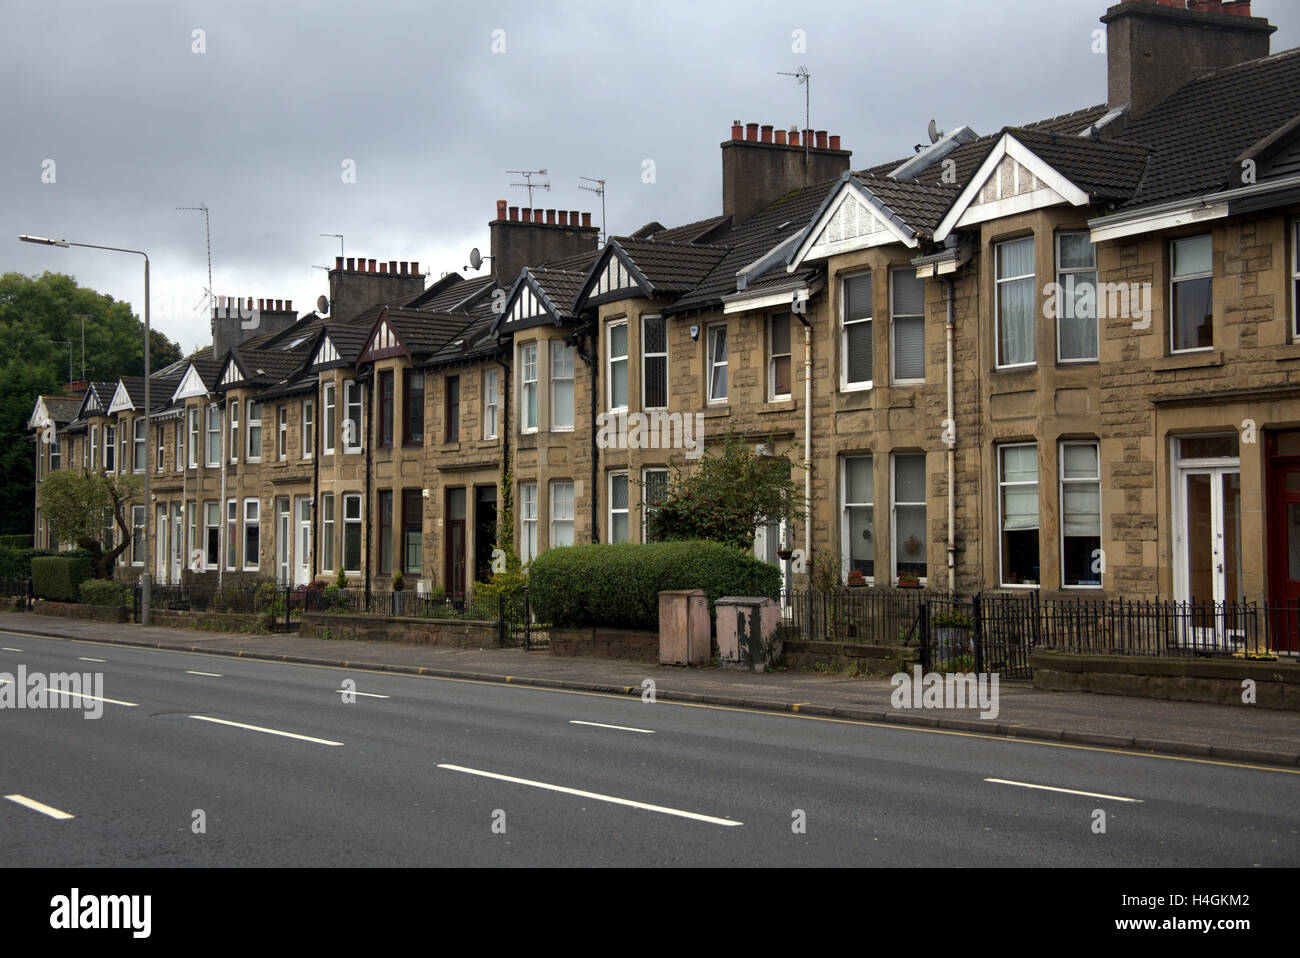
[379,263,388,274]
[496,199,508,219]
[829,134,841,150]
[286,300,292,311]
[731,121,743,140]
[815,130,828,149]
[558,211,569,226]
[745,122,759,141]
[760,124,773,143]
[581,212,591,228]
[570,210,579,224]
[775,129,787,145]
[509,206,519,221]
[546,209,556,225]
[335,256,343,270]
[789,129,800,147]
[368,259,377,272]
[410,262,418,274]
[346,257,356,270]
[388,260,398,273]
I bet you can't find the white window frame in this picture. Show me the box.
[890,268,925,385]
[133,417,147,473]
[841,455,875,585]
[607,320,628,412]
[520,482,538,563]
[187,407,199,469]
[995,236,1037,370]
[1055,231,1099,363]
[204,404,220,468]
[174,420,182,473]
[1060,440,1102,590]
[343,381,363,454]
[642,314,668,410]
[277,405,287,461]
[322,382,336,455]
[104,423,115,471]
[130,504,145,566]
[551,342,575,431]
[483,369,499,440]
[1170,234,1214,354]
[520,344,538,435]
[90,425,99,472]
[204,500,221,570]
[840,271,873,392]
[226,498,238,571]
[242,498,260,571]
[998,442,1040,589]
[609,472,629,543]
[302,399,314,459]
[550,480,574,548]
[155,421,164,472]
[707,323,728,404]
[768,313,792,401]
[246,400,262,462]
[891,453,927,585]
[342,493,362,574]
[641,467,669,542]
[229,399,240,464]
[320,493,335,573]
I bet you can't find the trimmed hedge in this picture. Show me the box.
[32,556,95,602]
[528,541,781,631]
[80,578,134,609]
[0,548,93,580]
[0,534,33,550]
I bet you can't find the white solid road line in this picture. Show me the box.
[336,690,390,699]
[185,670,224,677]
[46,689,138,707]
[189,714,344,746]
[1,647,22,652]
[77,657,106,663]
[984,778,1144,803]
[569,720,655,734]
[438,763,742,827]
[5,794,75,820]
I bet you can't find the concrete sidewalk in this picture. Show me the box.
[3,612,1297,768]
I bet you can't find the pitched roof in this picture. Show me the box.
[851,172,962,237]
[1117,46,1300,209]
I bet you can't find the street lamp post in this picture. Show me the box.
[19,235,153,626]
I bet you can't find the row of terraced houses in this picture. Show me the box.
[25,1,1300,626]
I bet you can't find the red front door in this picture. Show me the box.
[1265,432,1300,653]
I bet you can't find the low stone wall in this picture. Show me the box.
[549,627,659,663]
[1030,650,1300,710]
[34,601,127,624]
[782,639,921,676]
[148,610,272,634]
[300,612,499,648]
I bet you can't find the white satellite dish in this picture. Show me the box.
[928,119,942,144]
[468,248,483,271]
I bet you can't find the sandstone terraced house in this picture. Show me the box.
[28,0,1300,651]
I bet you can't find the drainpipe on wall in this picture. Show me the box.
[943,276,956,594]
[363,371,373,602]
[577,323,599,543]
[312,380,320,581]
[795,307,813,569]
[217,396,226,591]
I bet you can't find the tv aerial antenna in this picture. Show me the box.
[777,66,812,167]
[508,169,550,208]
[578,176,606,245]
[177,203,214,312]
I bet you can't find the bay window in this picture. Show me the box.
[996,237,1036,368]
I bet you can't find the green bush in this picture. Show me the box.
[31,556,95,602]
[0,534,34,550]
[528,541,781,631]
[80,578,134,608]
[0,547,94,580]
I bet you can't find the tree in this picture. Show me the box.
[36,469,141,579]
[0,271,182,534]
[645,429,806,552]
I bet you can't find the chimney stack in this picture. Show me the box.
[1102,0,1274,120]
[327,254,426,324]
[721,120,851,223]
[488,198,600,283]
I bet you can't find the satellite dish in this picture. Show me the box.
[928,119,942,144]
[316,295,329,315]
[468,248,482,271]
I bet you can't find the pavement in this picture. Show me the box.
[3,611,1298,768]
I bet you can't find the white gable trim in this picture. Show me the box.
[590,254,640,298]
[220,360,244,386]
[27,397,50,430]
[313,335,340,366]
[934,134,1091,242]
[106,380,135,414]
[505,282,549,326]
[790,181,917,269]
[172,364,210,402]
[367,318,400,353]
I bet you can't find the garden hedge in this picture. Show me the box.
[80,578,134,608]
[31,555,95,602]
[0,534,34,550]
[528,540,781,630]
[0,548,93,580]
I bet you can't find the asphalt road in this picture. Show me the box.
[1,629,1296,867]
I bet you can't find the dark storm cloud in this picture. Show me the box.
[3,0,1296,354]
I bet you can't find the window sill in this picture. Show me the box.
[763,398,796,413]
[703,405,731,418]
[1156,349,1223,371]
[1273,343,1300,361]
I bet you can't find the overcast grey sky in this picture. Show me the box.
[4,0,1297,358]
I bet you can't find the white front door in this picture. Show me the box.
[295,497,312,586]
[277,498,291,587]
[170,505,183,582]
[155,505,167,582]
[1175,462,1243,648]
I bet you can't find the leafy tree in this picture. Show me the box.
[645,429,806,552]
[36,469,141,579]
[0,271,182,534]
